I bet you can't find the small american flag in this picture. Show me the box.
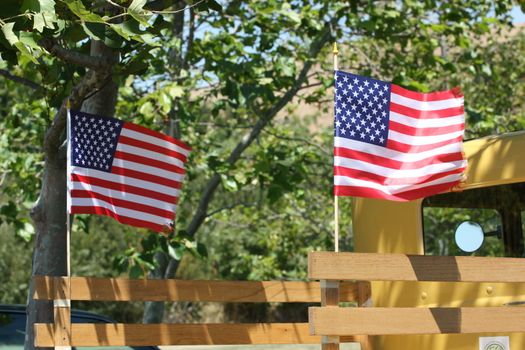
[67,110,190,232]
[334,71,467,201]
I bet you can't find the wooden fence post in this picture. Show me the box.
[321,279,339,350]
[356,281,372,350]
[53,276,71,349]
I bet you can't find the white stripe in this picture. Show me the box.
[70,197,171,225]
[334,173,463,195]
[70,166,181,197]
[334,156,466,178]
[121,127,190,157]
[389,111,465,128]
[334,137,463,162]
[70,182,177,211]
[117,143,186,169]
[391,92,463,110]
[112,158,186,182]
[388,129,464,145]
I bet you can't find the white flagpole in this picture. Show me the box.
[55,99,72,349]
[66,100,71,277]
[333,42,339,253]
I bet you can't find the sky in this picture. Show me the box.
[511,5,525,24]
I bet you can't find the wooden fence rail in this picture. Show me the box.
[308,252,525,349]
[33,275,371,348]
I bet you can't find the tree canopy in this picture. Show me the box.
[0,0,523,345]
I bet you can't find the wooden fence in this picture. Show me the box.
[308,252,525,349]
[33,275,371,348]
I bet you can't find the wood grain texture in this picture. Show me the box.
[33,276,367,302]
[53,306,70,346]
[309,252,525,282]
[34,323,361,346]
[321,281,340,350]
[309,307,525,335]
[53,276,71,346]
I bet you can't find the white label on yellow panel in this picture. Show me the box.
[479,336,510,350]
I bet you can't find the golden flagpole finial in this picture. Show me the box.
[333,42,339,55]
[66,99,71,109]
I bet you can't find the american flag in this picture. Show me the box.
[333,71,467,201]
[67,110,190,232]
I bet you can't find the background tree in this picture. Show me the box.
[0,0,523,342]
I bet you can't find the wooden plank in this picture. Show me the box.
[309,307,525,335]
[309,252,525,282]
[34,323,361,346]
[53,306,71,347]
[320,280,340,350]
[33,276,365,302]
[53,276,71,347]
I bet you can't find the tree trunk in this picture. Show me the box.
[141,21,332,324]
[82,41,119,115]
[26,150,68,350]
[25,40,118,350]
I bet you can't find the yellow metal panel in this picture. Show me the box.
[462,131,525,190]
[352,131,525,350]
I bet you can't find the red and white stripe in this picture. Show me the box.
[334,85,467,201]
[68,122,190,232]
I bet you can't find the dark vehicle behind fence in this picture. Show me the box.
[0,304,159,350]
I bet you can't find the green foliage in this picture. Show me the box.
[0,0,523,324]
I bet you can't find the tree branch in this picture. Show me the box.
[43,70,111,156]
[0,69,45,91]
[39,38,113,70]
[183,22,333,239]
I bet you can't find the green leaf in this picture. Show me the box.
[129,264,142,279]
[168,242,184,260]
[221,174,238,192]
[81,22,106,41]
[16,222,34,242]
[167,84,184,98]
[207,0,222,12]
[2,23,18,46]
[127,0,151,27]
[1,23,38,64]
[62,0,105,23]
[197,243,208,258]
[110,21,160,46]
[19,32,39,50]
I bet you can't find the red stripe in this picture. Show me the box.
[334,166,465,186]
[114,151,185,175]
[390,102,464,119]
[391,84,463,101]
[118,135,188,163]
[334,180,461,201]
[71,189,175,219]
[70,206,167,232]
[387,135,464,153]
[389,120,465,137]
[111,166,182,189]
[70,173,179,204]
[124,122,191,151]
[334,147,465,170]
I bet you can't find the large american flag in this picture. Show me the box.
[67,110,190,232]
[334,71,467,201]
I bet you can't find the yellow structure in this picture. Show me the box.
[353,130,525,349]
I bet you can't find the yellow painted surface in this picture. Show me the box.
[352,131,525,349]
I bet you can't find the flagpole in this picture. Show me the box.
[333,42,339,253]
[66,100,71,277]
[56,99,72,349]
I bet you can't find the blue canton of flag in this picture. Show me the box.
[334,71,391,147]
[70,111,123,172]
